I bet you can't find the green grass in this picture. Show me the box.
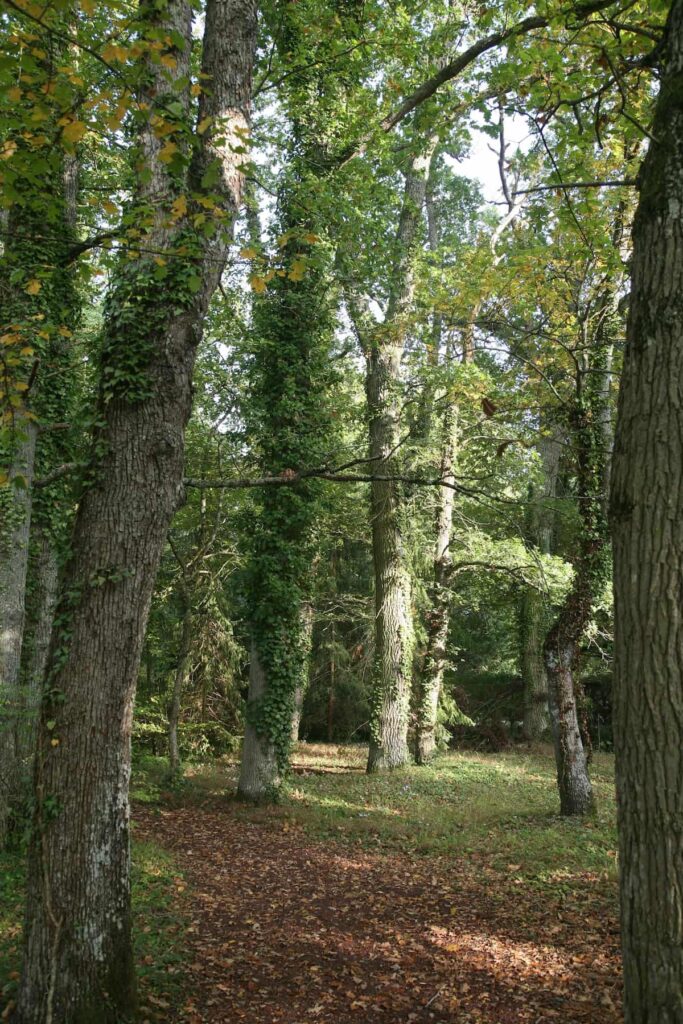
[277,744,619,883]
[0,837,188,1020]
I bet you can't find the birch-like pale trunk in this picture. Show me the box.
[611,5,683,1017]
[16,3,256,1019]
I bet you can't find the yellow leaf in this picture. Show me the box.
[102,43,127,63]
[249,274,267,294]
[303,232,320,244]
[287,258,306,281]
[0,473,8,486]
[154,256,167,267]
[1,140,17,160]
[58,326,72,337]
[25,279,41,295]
[1,333,20,346]
[160,53,177,69]
[159,141,178,163]
[240,246,257,259]
[81,0,95,12]
[102,200,118,216]
[62,120,87,144]
[51,738,60,747]
[170,194,187,219]
[197,117,212,135]
[8,87,21,102]
[191,83,202,96]
[20,347,34,356]
[15,382,29,392]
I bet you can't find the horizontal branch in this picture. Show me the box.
[514,178,636,195]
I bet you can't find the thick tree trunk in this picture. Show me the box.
[366,144,436,773]
[238,643,280,799]
[611,6,683,1019]
[0,419,37,843]
[16,3,256,1020]
[168,602,192,779]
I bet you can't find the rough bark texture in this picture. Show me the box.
[366,144,436,773]
[16,3,256,1020]
[520,431,561,742]
[237,643,280,800]
[611,6,683,1019]
[0,419,37,843]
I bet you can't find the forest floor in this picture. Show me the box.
[1,745,621,1023]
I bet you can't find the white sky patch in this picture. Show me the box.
[452,111,533,205]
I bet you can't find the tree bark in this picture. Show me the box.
[238,642,280,800]
[543,326,614,816]
[0,419,37,843]
[611,5,683,1019]
[366,142,437,773]
[16,3,256,1020]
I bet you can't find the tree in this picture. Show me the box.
[611,1,683,1017]
[15,1,257,1018]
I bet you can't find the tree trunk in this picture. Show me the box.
[18,528,59,767]
[0,419,37,844]
[366,143,437,773]
[543,333,614,816]
[520,429,561,741]
[611,6,683,1018]
[168,602,192,779]
[414,401,457,764]
[16,3,256,1019]
[237,642,280,800]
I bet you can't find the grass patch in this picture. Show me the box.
[166,742,618,899]
[0,837,189,1021]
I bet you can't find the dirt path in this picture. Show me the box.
[134,803,622,1024]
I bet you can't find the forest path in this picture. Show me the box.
[134,799,622,1024]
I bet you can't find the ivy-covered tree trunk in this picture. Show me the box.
[237,3,343,799]
[16,2,256,1020]
[611,6,683,1018]
[543,310,615,816]
[366,142,436,773]
[520,430,560,741]
[0,419,37,843]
